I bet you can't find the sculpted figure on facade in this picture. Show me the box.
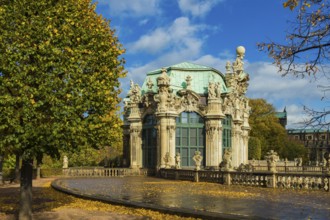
[208,82,216,99]
[222,149,233,171]
[232,46,245,73]
[265,150,279,172]
[175,153,181,169]
[163,152,171,168]
[215,82,222,99]
[154,87,168,112]
[225,61,232,74]
[193,150,203,171]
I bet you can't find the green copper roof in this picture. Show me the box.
[141,62,227,95]
[275,112,287,119]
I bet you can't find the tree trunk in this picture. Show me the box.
[36,154,43,180]
[14,154,21,183]
[0,154,3,185]
[19,159,33,220]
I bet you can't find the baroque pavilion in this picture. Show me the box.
[122,46,251,170]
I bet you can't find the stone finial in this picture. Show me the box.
[236,46,246,59]
[146,77,154,90]
[185,75,192,90]
[157,68,170,87]
[192,150,203,171]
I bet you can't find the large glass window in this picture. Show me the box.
[222,115,232,153]
[142,115,157,168]
[176,112,205,167]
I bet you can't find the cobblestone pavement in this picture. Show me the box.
[54,176,330,220]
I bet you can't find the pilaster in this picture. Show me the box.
[205,99,224,169]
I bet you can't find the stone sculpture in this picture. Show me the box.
[175,152,181,169]
[63,155,68,169]
[192,150,203,171]
[164,152,171,168]
[265,150,279,172]
[222,148,233,171]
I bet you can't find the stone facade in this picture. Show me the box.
[123,46,251,170]
[287,129,330,164]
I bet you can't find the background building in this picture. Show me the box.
[123,47,251,170]
[287,129,330,163]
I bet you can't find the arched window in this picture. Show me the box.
[142,115,157,168]
[176,112,205,167]
[222,115,232,153]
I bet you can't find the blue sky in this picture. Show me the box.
[95,0,326,128]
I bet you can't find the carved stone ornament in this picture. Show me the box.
[157,68,170,86]
[146,77,154,91]
[206,123,219,141]
[167,125,176,138]
[177,90,200,112]
[163,152,171,168]
[129,80,141,104]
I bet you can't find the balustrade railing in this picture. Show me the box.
[252,165,325,173]
[65,167,154,177]
[159,168,330,192]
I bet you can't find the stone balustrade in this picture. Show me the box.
[64,167,154,177]
[159,168,330,192]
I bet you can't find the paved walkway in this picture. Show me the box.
[52,176,330,220]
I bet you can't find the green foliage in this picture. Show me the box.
[248,137,262,160]
[3,154,16,169]
[0,0,126,160]
[249,98,306,160]
[281,139,308,161]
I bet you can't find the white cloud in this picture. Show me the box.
[128,28,172,54]
[246,62,323,101]
[286,104,310,128]
[178,0,223,17]
[127,17,205,55]
[98,0,161,17]
[193,54,227,72]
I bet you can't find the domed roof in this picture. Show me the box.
[141,62,228,95]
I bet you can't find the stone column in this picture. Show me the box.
[205,120,222,169]
[205,98,224,170]
[129,122,142,169]
[156,115,176,169]
[159,117,167,168]
[167,118,176,168]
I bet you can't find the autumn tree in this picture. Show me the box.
[0,0,125,219]
[248,99,306,159]
[258,0,330,127]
